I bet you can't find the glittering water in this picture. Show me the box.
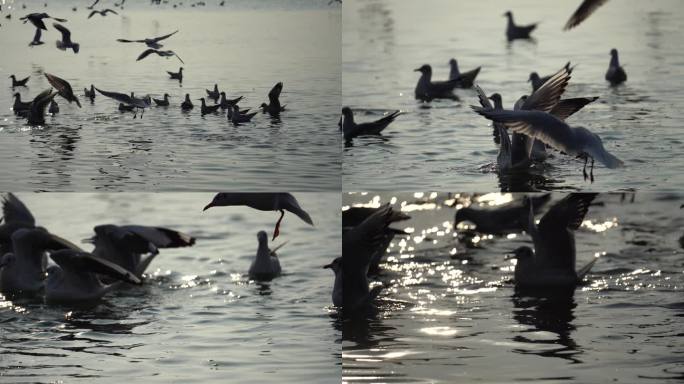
[0,0,341,191]
[342,0,684,192]
[0,193,341,383]
[342,192,684,383]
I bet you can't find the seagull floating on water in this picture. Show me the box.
[219,92,243,109]
[180,93,193,110]
[88,8,118,18]
[205,84,220,101]
[53,22,79,53]
[340,107,401,140]
[12,93,31,114]
[203,193,313,240]
[117,30,179,49]
[45,73,82,107]
[504,11,537,41]
[9,75,30,87]
[137,48,184,64]
[167,67,183,82]
[448,58,481,88]
[153,93,170,106]
[199,98,220,115]
[323,257,342,307]
[84,84,95,101]
[414,64,461,101]
[229,104,257,124]
[564,0,609,30]
[248,231,286,281]
[605,48,627,85]
[510,193,599,288]
[260,82,285,116]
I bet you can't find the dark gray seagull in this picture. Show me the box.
[45,73,82,107]
[510,193,599,288]
[260,82,285,116]
[53,22,79,53]
[448,58,481,88]
[117,30,178,49]
[340,107,401,140]
[26,89,57,125]
[88,9,119,18]
[504,11,537,41]
[137,48,184,64]
[203,193,314,240]
[153,93,170,106]
[605,48,627,85]
[20,12,67,30]
[95,87,151,118]
[564,0,610,30]
[9,74,30,87]
[167,67,183,81]
[414,64,461,101]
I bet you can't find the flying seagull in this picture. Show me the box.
[45,73,81,107]
[136,48,184,64]
[9,75,30,87]
[88,9,118,18]
[117,30,178,49]
[20,12,67,30]
[53,22,79,53]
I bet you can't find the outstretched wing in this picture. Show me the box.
[87,10,98,18]
[268,82,283,103]
[550,97,599,121]
[2,193,36,225]
[44,73,74,98]
[50,249,142,285]
[522,64,572,113]
[564,0,610,30]
[136,48,158,61]
[279,193,314,226]
[52,22,72,42]
[172,52,185,64]
[151,29,178,42]
[103,9,119,15]
[117,38,145,43]
[94,87,134,104]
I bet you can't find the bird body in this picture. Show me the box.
[48,99,59,114]
[20,13,67,30]
[206,84,220,101]
[27,89,57,125]
[414,64,460,101]
[605,48,627,85]
[199,98,220,115]
[448,59,481,88]
[181,93,193,110]
[117,30,178,49]
[84,84,95,101]
[341,107,400,140]
[248,231,282,280]
[219,92,243,109]
[454,194,551,235]
[153,93,170,106]
[12,93,31,114]
[229,104,257,123]
[504,11,537,40]
[167,67,183,81]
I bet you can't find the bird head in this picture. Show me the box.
[414,64,431,74]
[323,257,341,273]
[341,106,353,118]
[203,192,243,211]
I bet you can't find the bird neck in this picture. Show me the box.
[610,53,620,68]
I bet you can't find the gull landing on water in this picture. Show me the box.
[117,30,179,49]
[95,87,151,118]
[203,193,314,240]
[45,73,82,108]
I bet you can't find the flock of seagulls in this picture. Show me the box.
[341,193,604,315]
[0,192,319,304]
[341,1,628,183]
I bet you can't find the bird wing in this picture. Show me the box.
[522,64,572,113]
[550,97,599,121]
[117,38,145,43]
[343,204,393,272]
[472,108,576,155]
[151,29,178,42]
[104,9,119,15]
[564,0,610,30]
[279,193,314,226]
[172,52,185,64]
[268,82,283,102]
[50,249,141,285]
[121,225,195,248]
[2,193,36,226]
[458,66,481,86]
[44,73,75,99]
[474,84,493,109]
[136,48,158,61]
[52,23,72,43]
[30,89,57,117]
[87,10,98,18]
[94,87,135,105]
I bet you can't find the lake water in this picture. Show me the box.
[0,0,341,191]
[342,192,684,383]
[342,0,684,192]
[0,192,341,383]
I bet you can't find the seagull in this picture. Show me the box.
[153,93,170,106]
[205,84,219,101]
[199,98,220,115]
[167,67,183,81]
[95,87,151,118]
[20,13,67,30]
[203,193,314,240]
[0,228,81,296]
[343,205,410,275]
[137,49,184,64]
[474,89,526,170]
[86,0,101,10]
[504,11,537,41]
[471,107,624,181]
[414,64,461,101]
[45,73,82,107]
[260,82,285,116]
[448,59,481,88]
[248,231,286,281]
[88,9,118,18]
[48,99,59,114]
[228,104,257,124]
[510,193,599,288]
[29,28,44,46]
[323,257,342,307]
[84,84,95,101]
[341,204,396,313]
[11,93,32,114]
[454,194,551,235]
[605,48,627,85]
[53,23,79,53]
[218,92,242,109]
[26,89,57,125]
[564,0,609,30]
[180,93,193,110]
[340,107,401,140]
[117,30,179,49]
[9,75,30,87]
[46,249,141,303]
[84,224,195,279]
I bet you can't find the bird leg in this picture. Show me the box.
[590,158,595,183]
[582,156,588,181]
[273,209,285,240]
